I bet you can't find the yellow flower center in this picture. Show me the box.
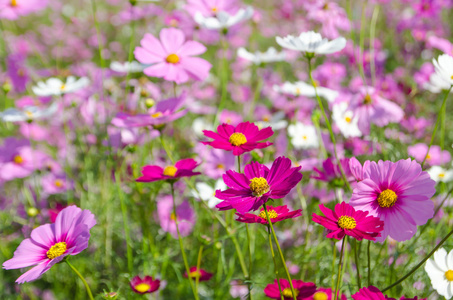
[426,154,431,160]
[282,288,299,298]
[258,209,278,219]
[302,135,308,140]
[439,173,445,178]
[345,116,352,123]
[169,19,179,27]
[151,112,162,118]
[11,0,17,6]
[451,75,453,80]
[337,216,357,229]
[134,283,151,293]
[262,115,271,122]
[377,189,398,208]
[212,6,218,12]
[313,291,328,300]
[46,242,67,259]
[166,54,180,64]
[446,270,453,281]
[170,212,177,221]
[322,3,329,10]
[54,179,64,188]
[249,177,270,197]
[13,155,24,164]
[25,111,33,118]
[60,84,66,91]
[363,94,372,104]
[216,163,225,170]
[189,270,201,279]
[295,88,301,95]
[163,165,177,177]
[229,132,247,146]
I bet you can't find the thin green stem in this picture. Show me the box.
[367,240,371,287]
[245,224,253,300]
[354,240,362,289]
[195,245,204,296]
[160,134,175,163]
[237,155,242,173]
[369,4,380,87]
[65,260,94,300]
[170,184,199,300]
[334,237,346,300]
[263,203,296,300]
[115,172,133,273]
[422,86,452,167]
[125,17,136,104]
[268,225,284,300]
[382,227,453,292]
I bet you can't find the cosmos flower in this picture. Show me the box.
[312,157,354,187]
[136,158,200,183]
[332,101,362,138]
[264,279,316,300]
[237,47,286,65]
[427,166,453,183]
[0,103,58,122]
[349,159,436,242]
[273,81,339,102]
[41,173,72,195]
[432,54,453,87]
[2,206,96,283]
[215,156,302,213]
[110,61,145,73]
[157,196,196,238]
[134,28,211,84]
[191,179,227,208]
[184,0,239,17]
[312,202,384,241]
[0,0,47,20]
[407,143,451,166]
[425,248,453,299]
[304,287,347,300]
[236,205,302,225]
[276,31,346,55]
[202,121,273,156]
[287,122,319,150]
[184,267,213,281]
[351,286,394,300]
[32,77,89,96]
[194,7,254,30]
[130,275,160,295]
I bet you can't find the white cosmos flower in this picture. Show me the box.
[255,111,288,131]
[110,61,145,73]
[332,101,362,138]
[273,81,338,102]
[192,117,213,138]
[194,6,254,30]
[425,248,453,299]
[237,47,286,65]
[32,76,90,96]
[276,31,346,55]
[424,71,453,93]
[287,122,318,149]
[191,180,227,208]
[0,103,58,122]
[428,166,453,183]
[433,54,453,87]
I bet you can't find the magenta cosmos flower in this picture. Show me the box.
[215,156,302,214]
[157,196,196,238]
[351,286,395,300]
[0,0,47,20]
[349,159,436,242]
[136,158,200,183]
[3,206,96,283]
[304,287,347,300]
[184,267,213,281]
[312,202,384,241]
[130,275,160,294]
[202,122,274,156]
[264,279,316,300]
[236,205,302,225]
[134,28,212,84]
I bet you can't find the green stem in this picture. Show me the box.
[334,237,346,300]
[115,172,133,273]
[213,33,229,126]
[65,260,94,300]
[367,240,371,287]
[382,227,453,292]
[245,224,253,300]
[237,155,242,173]
[263,203,296,300]
[354,240,361,289]
[268,225,284,300]
[160,134,175,163]
[195,245,204,296]
[125,17,136,104]
[170,184,199,300]
[369,4,380,87]
[422,86,452,167]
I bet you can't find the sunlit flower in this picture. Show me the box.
[332,101,362,138]
[273,81,338,102]
[287,122,318,150]
[110,61,145,73]
[351,286,394,300]
[136,158,200,183]
[432,54,453,87]
[184,267,213,281]
[0,0,47,20]
[276,31,346,55]
[0,103,58,122]
[237,47,286,65]
[236,205,302,225]
[184,0,239,17]
[304,287,347,300]
[194,7,254,30]
[191,179,227,208]
[425,248,453,299]
[32,77,89,96]
[264,279,316,299]
[427,166,453,183]
[130,275,160,294]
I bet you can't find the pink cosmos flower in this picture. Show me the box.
[351,286,395,300]
[3,206,96,283]
[304,287,347,300]
[215,156,302,214]
[130,275,160,294]
[184,0,239,17]
[349,159,436,242]
[134,28,212,84]
[312,157,354,187]
[202,122,274,156]
[236,205,302,225]
[157,196,196,238]
[264,279,316,300]
[0,0,47,20]
[407,143,451,166]
[184,267,213,281]
[41,173,72,195]
[136,158,200,183]
[312,202,384,241]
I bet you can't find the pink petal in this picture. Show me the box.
[160,28,185,53]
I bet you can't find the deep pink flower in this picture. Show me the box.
[351,286,395,300]
[236,205,302,225]
[202,122,273,156]
[215,156,302,214]
[312,202,384,241]
[134,28,212,84]
[407,143,451,166]
[0,0,47,20]
[304,287,347,300]
[3,206,96,283]
[184,266,213,281]
[264,279,316,300]
[350,159,436,242]
[312,157,354,187]
[136,158,200,183]
[130,275,160,294]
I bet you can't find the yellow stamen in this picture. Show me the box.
[212,6,218,12]
[262,115,271,122]
[151,112,162,118]
[46,242,67,259]
[377,189,398,208]
[11,0,17,7]
[446,270,453,281]
[313,291,328,300]
[54,179,64,188]
[166,54,180,64]
[363,94,372,104]
[216,163,225,170]
[258,209,278,219]
[169,19,179,27]
[282,288,299,298]
[295,88,301,95]
[134,283,151,293]
[229,132,247,146]
[345,116,352,123]
[337,216,357,229]
[60,84,66,91]
[170,212,177,221]
[14,155,23,164]
[249,177,270,197]
[302,135,308,140]
[25,111,33,118]
[163,165,177,177]
[439,173,445,178]
[426,154,431,160]
[322,3,329,10]
[451,75,453,80]
[189,270,201,279]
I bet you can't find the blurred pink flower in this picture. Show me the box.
[157,196,196,238]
